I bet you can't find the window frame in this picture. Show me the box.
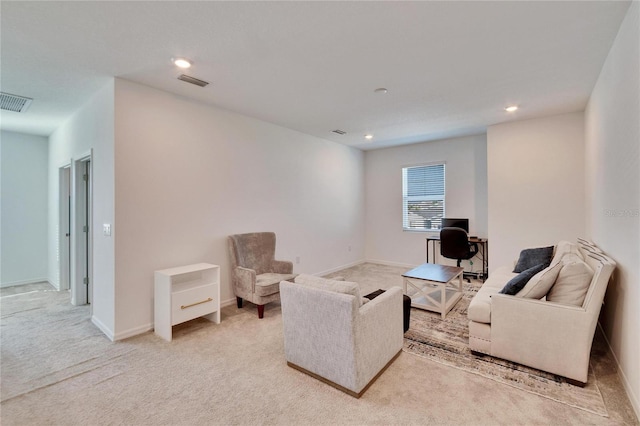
[401,162,446,232]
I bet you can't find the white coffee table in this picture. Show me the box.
[402,263,464,319]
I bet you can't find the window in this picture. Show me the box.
[402,163,445,231]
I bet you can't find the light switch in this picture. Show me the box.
[103,224,111,236]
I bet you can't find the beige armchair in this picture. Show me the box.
[280,275,404,397]
[228,232,296,318]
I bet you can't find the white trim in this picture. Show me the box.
[402,162,446,232]
[364,258,419,269]
[0,278,51,288]
[58,164,72,291]
[221,297,237,308]
[91,315,116,341]
[401,159,448,169]
[112,323,153,341]
[597,322,640,420]
[76,150,92,161]
[312,259,366,277]
[95,320,155,342]
[71,154,92,306]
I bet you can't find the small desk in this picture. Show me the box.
[154,263,221,342]
[402,263,464,319]
[426,236,488,280]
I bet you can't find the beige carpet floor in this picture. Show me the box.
[1,263,638,425]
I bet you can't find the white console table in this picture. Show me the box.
[154,263,220,342]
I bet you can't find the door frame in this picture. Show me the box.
[70,151,93,307]
[58,164,72,291]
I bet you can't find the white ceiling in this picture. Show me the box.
[0,1,630,150]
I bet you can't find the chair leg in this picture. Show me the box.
[257,304,264,319]
[236,297,243,309]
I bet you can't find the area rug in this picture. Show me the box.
[403,282,608,417]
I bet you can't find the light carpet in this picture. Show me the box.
[403,282,607,417]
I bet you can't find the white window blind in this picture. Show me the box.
[402,163,445,231]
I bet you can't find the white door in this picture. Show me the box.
[59,165,71,290]
[71,157,91,306]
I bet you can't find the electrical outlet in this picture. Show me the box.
[348,245,352,252]
[103,224,111,236]
[295,256,300,264]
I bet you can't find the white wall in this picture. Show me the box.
[0,131,49,286]
[487,112,585,270]
[48,81,116,337]
[113,79,365,339]
[364,134,488,268]
[585,1,639,416]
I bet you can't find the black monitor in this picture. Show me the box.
[441,218,469,233]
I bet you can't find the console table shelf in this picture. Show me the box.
[154,263,220,341]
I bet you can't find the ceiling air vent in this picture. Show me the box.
[177,74,209,87]
[1,92,33,113]
[332,129,346,135]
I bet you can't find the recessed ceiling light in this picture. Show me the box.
[173,58,192,69]
[504,105,518,112]
[365,134,373,140]
[374,88,388,94]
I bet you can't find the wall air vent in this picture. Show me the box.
[177,74,209,87]
[1,92,33,113]
[332,129,346,135]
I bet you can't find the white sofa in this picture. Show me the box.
[280,275,403,397]
[467,239,616,385]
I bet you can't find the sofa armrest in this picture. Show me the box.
[491,294,596,383]
[272,259,293,274]
[354,287,404,389]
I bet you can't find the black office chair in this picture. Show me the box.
[440,227,478,282]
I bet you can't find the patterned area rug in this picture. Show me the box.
[403,282,608,417]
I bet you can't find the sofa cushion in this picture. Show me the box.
[255,273,297,297]
[513,246,554,272]
[516,262,563,299]
[550,241,584,267]
[547,258,594,307]
[468,266,517,324]
[500,263,547,295]
[294,274,363,305]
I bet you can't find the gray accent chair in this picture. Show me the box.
[280,276,403,397]
[228,232,296,318]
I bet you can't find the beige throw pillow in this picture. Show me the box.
[516,262,562,299]
[546,259,594,307]
[550,241,584,267]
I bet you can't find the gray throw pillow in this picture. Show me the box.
[499,263,547,295]
[513,246,554,273]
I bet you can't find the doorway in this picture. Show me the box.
[69,155,92,307]
[58,165,71,291]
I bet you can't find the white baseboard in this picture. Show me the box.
[0,278,50,288]
[221,297,236,308]
[313,259,366,277]
[364,258,418,269]
[597,322,640,420]
[91,315,115,341]
[112,323,153,341]
[91,317,154,343]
